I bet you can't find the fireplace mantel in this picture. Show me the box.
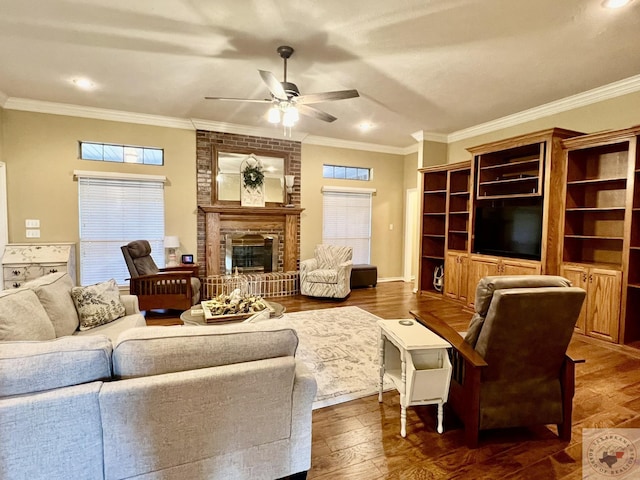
[198,205,304,275]
[199,206,304,216]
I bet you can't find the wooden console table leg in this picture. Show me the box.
[437,402,444,434]
[400,353,407,437]
[378,334,385,403]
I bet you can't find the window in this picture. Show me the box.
[322,187,374,264]
[79,142,164,165]
[76,172,165,286]
[323,164,371,181]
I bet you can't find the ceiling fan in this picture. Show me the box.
[205,45,359,125]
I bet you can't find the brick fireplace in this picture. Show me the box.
[196,130,302,279]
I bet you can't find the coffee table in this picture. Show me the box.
[180,301,285,326]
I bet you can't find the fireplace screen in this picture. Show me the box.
[225,234,278,274]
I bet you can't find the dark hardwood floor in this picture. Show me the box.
[148,281,640,479]
[278,282,640,480]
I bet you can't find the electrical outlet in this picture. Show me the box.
[25,219,40,228]
[26,229,40,238]
[389,223,394,230]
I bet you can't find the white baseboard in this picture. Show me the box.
[378,276,405,283]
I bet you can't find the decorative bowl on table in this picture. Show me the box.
[201,289,269,324]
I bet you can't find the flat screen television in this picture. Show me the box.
[473,204,543,260]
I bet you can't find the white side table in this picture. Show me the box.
[378,319,452,437]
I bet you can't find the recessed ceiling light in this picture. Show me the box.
[602,0,631,8]
[358,122,374,132]
[72,77,95,90]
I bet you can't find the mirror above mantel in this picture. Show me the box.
[214,149,288,205]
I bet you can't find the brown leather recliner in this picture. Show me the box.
[121,240,201,312]
[412,275,586,448]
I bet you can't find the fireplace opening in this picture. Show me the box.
[225,234,278,274]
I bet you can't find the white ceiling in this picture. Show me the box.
[1,0,639,149]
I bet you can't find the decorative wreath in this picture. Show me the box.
[242,164,265,189]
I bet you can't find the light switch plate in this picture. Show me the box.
[26,229,40,238]
[25,219,40,228]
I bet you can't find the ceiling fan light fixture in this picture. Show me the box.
[282,107,298,127]
[268,105,281,124]
[602,0,631,8]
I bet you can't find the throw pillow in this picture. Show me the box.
[71,279,126,331]
[23,272,80,336]
[0,288,56,341]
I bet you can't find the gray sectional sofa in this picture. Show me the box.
[0,273,316,480]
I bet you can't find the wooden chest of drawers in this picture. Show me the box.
[2,243,76,289]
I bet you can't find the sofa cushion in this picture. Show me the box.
[74,313,146,343]
[71,279,126,331]
[0,335,112,397]
[0,288,56,341]
[112,325,298,378]
[23,272,79,337]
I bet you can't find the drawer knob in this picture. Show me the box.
[49,268,58,273]
[12,282,20,288]
[12,270,20,276]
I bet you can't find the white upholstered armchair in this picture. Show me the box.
[300,245,353,299]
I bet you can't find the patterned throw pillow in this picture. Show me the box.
[71,279,126,331]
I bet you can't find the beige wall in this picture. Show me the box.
[2,110,197,268]
[422,140,448,168]
[0,106,4,162]
[300,144,405,279]
[403,151,418,190]
[448,90,640,163]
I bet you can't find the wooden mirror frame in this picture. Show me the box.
[211,146,291,206]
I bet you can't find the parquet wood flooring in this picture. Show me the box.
[270,281,640,479]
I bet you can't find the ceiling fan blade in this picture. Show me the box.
[294,89,359,105]
[258,70,288,101]
[296,104,337,123]
[204,96,271,103]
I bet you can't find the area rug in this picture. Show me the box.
[269,306,392,409]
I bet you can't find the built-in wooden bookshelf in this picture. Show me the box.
[418,162,470,296]
[560,125,640,344]
[419,169,447,294]
[475,143,544,199]
[467,128,583,299]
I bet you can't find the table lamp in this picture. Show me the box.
[164,235,180,267]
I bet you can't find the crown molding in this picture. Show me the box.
[448,73,640,143]
[303,135,406,155]
[6,72,640,150]
[3,97,193,129]
[411,130,448,143]
[401,143,419,155]
[190,118,309,142]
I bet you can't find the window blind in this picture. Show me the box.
[78,176,165,286]
[322,190,372,264]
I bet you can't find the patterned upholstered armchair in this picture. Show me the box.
[300,244,353,299]
[121,240,201,312]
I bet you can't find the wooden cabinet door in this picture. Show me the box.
[458,254,469,303]
[466,256,499,308]
[587,268,622,343]
[560,264,588,334]
[501,259,541,276]
[444,252,469,302]
[444,252,459,300]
